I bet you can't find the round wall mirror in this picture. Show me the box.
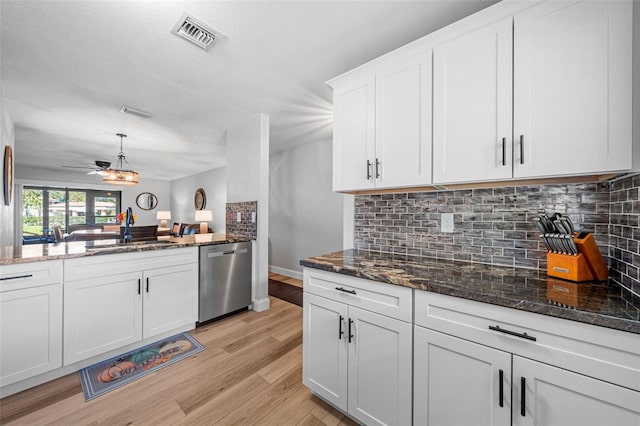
[136,192,158,210]
[194,188,206,210]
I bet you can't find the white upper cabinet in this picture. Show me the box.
[330,0,633,191]
[513,0,632,178]
[433,0,632,185]
[433,18,513,184]
[332,75,375,192]
[375,50,432,190]
[331,47,432,192]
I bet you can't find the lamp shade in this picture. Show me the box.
[194,210,213,222]
[156,211,171,228]
[156,211,171,220]
[195,210,213,234]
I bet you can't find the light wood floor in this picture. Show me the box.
[269,273,303,288]
[0,296,357,426]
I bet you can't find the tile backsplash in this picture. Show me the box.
[355,182,611,270]
[226,201,257,240]
[608,175,640,307]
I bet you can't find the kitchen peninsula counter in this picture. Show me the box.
[301,249,640,335]
[0,233,252,265]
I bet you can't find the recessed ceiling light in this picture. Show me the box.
[120,105,153,119]
[171,11,224,51]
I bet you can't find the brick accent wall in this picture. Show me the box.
[226,201,257,240]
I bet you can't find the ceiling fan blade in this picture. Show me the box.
[62,165,96,170]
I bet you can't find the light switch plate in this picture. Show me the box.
[251,211,256,223]
[237,212,242,222]
[441,213,454,233]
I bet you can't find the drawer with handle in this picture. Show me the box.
[303,268,412,322]
[415,290,640,392]
[0,260,63,292]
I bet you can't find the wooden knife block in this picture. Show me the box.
[547,253,594,282]
[546,233,608,282]
[572,233,608,281]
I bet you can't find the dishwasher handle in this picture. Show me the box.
[207,247,248,258]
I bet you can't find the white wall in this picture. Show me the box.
[120,179,171,226]
[269,139,343,278]
[634,0,640,171]
[170,167,227,233]
[227,113,270,312]
[0,84,15,246]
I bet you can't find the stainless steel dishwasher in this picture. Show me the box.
[199,241,252,323]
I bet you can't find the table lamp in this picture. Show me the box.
[156,211,171,228]
[194,210,213,234]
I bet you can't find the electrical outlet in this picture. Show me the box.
[251,211,256,223]
[237,212,242,222]
[441,213,454,233]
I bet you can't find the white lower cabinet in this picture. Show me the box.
[63,272,143,365]
[142,263,198,337]
[0,282,63,386]
[304,293,348,410]
[414,291,640,426]
[347,306,412,425]
[413,327,511,426]
[303,268,412,426]
[513,356,640,426]
[64,248,198,365]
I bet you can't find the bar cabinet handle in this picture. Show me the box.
[0,274,33,281]
[489,325,536,341]
[521,377,526,417]
[338,315,344,340]
[146,277,149,293]
[366,160,372,180]
[499,369,504,407]
[502,137,506,166]
[348,318,354,343]
[520,135,525,164]
[375,158,381,179]
[335,286,356,295]
[137,279,141,295]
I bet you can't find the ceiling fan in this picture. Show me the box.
[62,160,111,176]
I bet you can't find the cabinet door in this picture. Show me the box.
[347,306,412,426]
[513,0,632,178]
[433,18,513,184]
[64,272,142,365]
[414,327,511,426]
[303,293,348,412]
[513,356,640,426]
[143,263,198,338]
[332,75,375,192]
[375,49,432,189]
[0,284,62,386]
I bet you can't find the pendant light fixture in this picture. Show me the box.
[102,133,140,185]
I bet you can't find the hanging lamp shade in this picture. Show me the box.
[103,133,140,185]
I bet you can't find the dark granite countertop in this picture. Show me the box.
[300,249,640,335]
[0,234,252,265]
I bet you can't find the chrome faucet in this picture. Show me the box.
[123,207,134,241]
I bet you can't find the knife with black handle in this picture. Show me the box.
[565,234,579,255]
[563,216,575,234]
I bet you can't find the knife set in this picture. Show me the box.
[533,213,608,282]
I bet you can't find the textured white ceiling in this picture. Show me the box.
[0,0,497,181]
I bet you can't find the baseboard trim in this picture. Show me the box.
[269,265,303,281]
[252,297,270,312]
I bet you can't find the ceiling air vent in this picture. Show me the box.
[171,12,224,51]
[120,105,153,119]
